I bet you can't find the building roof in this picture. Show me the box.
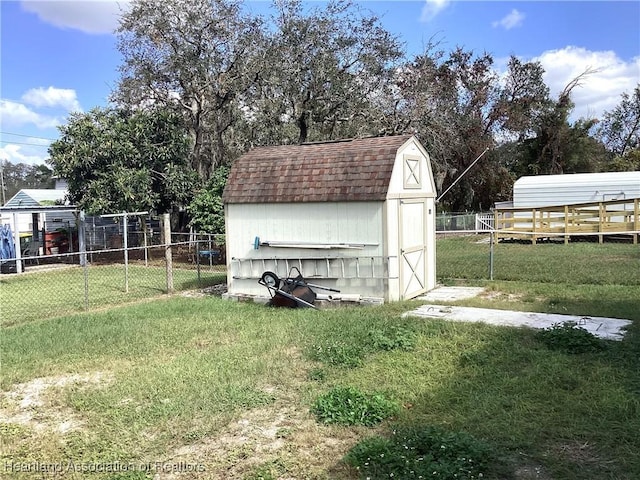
[223,135,415,204]
[513,171,640,208]
[4,189,67,207]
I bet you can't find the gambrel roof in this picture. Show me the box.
[223,135,415,204]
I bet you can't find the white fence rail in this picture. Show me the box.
[436,212,493,232]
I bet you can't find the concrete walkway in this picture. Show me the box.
[408,286,632,341]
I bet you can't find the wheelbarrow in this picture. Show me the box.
[258,267,340,309]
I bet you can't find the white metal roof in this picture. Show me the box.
[513,171,640,208]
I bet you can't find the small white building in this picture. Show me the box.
[512,171,640,208]
[1,189,72,234]
[222,135,437,303]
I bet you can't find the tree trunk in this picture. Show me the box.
[298,111,309,144]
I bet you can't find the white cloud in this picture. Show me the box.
[1,86,81,133]
[534,46,640,121]
[420,0,451,22]
[0,99,61,129]
[492,9,525,30]
[22,86,82,112]
[20,0,129,35]
[0,144,48,166]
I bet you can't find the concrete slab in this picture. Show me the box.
[403,304,632,341]
[417,286,485,302]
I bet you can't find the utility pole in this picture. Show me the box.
[0,159,7,205]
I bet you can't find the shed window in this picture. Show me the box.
[403,155,422,189]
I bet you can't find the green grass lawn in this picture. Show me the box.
[0,264,225,327]
[437,234,640,285]
[2,299,639,478]
[1,238,639,478]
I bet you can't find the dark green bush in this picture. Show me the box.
[344,425,492,479]
[311,386,399,426]
[535,321,604,354]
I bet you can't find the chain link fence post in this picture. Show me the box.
[78,210,90,310]
[489,230,495,281]
[195,234,201,286]
[163,213,173,293]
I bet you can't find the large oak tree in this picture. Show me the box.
[114,0,263,179]
[243,0,404,145]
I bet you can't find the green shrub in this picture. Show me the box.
[535,321,605,354]
[311,386,399,426]
[344,425,492,479]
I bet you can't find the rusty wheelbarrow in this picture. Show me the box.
[258,267,339,309]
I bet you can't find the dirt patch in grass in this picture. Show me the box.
[156,391,364,479]
[480,290,526,302]
[0,371,112,435]
[510,442,607,479]
[514,463,553,480]
[550,441,609,470]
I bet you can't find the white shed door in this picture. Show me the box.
[399,199,427,299]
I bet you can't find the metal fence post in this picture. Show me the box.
[78,210,89,310]
[123,212,129,293]
[196,235,201,286]
[489,230,495,281]
[143,218,149,267]
[163,213,173,293]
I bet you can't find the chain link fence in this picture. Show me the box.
[436,229,640,286]
[1,229,226,327]
[436,212,494,232]
[436,210,639,285]
[3,216,639,326]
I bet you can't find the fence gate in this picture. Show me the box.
[399,199,427,299]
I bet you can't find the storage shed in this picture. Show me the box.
[513,171,640,208]
[222,135,437,303]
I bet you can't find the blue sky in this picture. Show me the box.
[1,0,639,166]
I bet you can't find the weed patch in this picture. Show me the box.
[535,321,605,354]
[311,386,399,426]
[368,325,417,351]
[307,368,326,382]
[344,425,492,479]
[243,459,287,480]
[307,341,366,368]
[306,321,418,368]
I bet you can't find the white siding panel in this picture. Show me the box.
[385,199,400,301]
[226,201,387,299]
[426,198,436,291]
[227,201,384,260]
